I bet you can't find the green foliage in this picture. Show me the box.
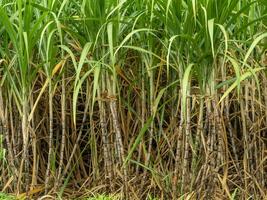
[82,194,118,200]
[0,193,15,200]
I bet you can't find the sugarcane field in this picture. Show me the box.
[0,0,267,199]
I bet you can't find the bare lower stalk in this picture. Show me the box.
[262,78,267,187]
[240,94,249,199]
[8,97,16,161]
[212,98,224,167]
[181,94,191,193]
[244,84,252,169]
[250,80,256,172]
[0,88,17,188]
[45,82,54,193]
[99,99,113,187]
[99,72,114,188]
[56,73,66,189]
[17,99,30,196]
[141,73,154,188]
[225,96,239,168]
[191,97,204,187]
[29,96,37,189]
[204,95,216,198]
[136,73,146,174]
[146,73,154,167]
[109,100,128,195]
[172,93,183,197]
[172,127,182,197]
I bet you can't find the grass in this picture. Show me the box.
[82,194,119,200]
[0,0,266,199]
[0,193,118,200]
[0,193,15,200]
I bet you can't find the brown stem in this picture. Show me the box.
[56,73,66,189]
[45,82,54,193]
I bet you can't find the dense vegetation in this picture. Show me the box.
[0,0,266,199]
